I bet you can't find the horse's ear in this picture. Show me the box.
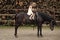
[52,20,57,25]
[53,20,57,25]
[50,20,56,27]
[50,20,54,27]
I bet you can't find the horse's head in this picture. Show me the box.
[49,20,56,31]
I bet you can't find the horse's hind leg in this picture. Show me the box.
[14,25,19,37]
[37,26,40,37]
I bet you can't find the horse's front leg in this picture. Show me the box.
[37,23,43,37]
[39,25,43,37]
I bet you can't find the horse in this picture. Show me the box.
[14,11,56,37]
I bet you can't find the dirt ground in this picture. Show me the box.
[0,27,60,40]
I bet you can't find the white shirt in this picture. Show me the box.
[27,6,33,15]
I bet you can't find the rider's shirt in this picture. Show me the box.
[27,5,33,15]
[27,4,37,20]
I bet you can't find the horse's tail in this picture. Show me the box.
[15,13,17,20]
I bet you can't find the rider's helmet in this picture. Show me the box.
[31,2,37,8]
[30,2,37,12]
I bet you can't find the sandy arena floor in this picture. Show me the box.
[0,27,60,40]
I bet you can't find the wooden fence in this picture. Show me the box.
[0,0,60,26]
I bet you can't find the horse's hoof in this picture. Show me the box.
[37,34,40,37]
[37,35,39,37]
[40,35,43,37]
[15,35,18,38]
[14,34,18,38]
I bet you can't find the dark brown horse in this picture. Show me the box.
[14,12,56,37]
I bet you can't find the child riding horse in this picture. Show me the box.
[14,2,56,37]
[27,2,37,20]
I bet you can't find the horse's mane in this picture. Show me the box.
[38,12,54,22]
